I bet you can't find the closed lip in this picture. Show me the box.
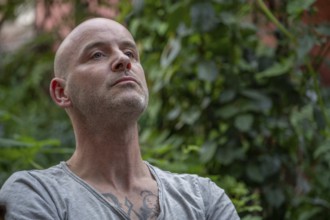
[112,76,139,86]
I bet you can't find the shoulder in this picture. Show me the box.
[148,164,240,220]
[0,164,66,200]
[148,163,221,194]
[0,164,67,219]
[1,163,66,190]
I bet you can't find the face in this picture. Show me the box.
[60,19,149,121]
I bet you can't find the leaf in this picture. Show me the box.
[234,114,254,132]
[160,37,181,68]
[131,0,144,14]
[181,109,201,125]
[30,62,52,86]
[255,57,294,80]
[297,34,316,62]
[298,208,322,220]
[0,138,33,148]
[167,106,181,120]
[241,90,272,112]
[290,105,315,139]
[197,60,218,82]
[200,141,217,163]
[315,23,330,36]
[129,19,141,36]
[219,12,237,25]
[287,0,316,18]
[246,164,264,183]
[216,144,245,165]
[0,110,13,121]
[190,2,217,32]
[264,187,285,208]
[217,105,239,119]
[313,106,326,130]
[219,90,236,103]
[314,140,330,159]
[168,2,190,32]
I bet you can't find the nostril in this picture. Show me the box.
[115,63,124,70]
[112,56,131,72]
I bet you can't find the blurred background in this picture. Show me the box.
[1,0,330,219]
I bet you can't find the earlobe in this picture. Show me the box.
[49,77,71,108]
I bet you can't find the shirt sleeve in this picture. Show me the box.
[0,171,61,220]
[198,177,240,220]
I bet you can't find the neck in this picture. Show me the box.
[67,118,148,191]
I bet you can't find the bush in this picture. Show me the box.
[1,0,329,219]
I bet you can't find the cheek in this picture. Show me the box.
[70,66,108,88]
[66,74,94,100]
[66,79,84,103]
[134,65,147,86]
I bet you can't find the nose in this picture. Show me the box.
[111,52,132,72]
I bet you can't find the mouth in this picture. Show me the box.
[112,76,139,86]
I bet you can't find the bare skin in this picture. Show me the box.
[49,18,159,220]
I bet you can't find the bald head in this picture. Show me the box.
[54,18,133,78]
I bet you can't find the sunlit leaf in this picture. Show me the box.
[255,57,294,80]
[197,60,218,82]
[287,0,316,18]
[200,141,217,163]
[160,37,181,68]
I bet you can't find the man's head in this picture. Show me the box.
[50,18,149,126]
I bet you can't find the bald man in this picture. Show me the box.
[0,18,239,220]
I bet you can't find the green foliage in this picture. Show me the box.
[1,0,330,219]
[119,0,330,219]
[0,136,62,183]
[0,1,74,181]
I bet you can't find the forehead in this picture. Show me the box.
[70,20,135,46]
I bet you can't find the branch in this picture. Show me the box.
[256,0,295,42]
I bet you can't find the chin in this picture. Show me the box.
[111,94,148,115]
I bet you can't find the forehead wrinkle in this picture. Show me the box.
[120,40,137,50]
[81,39,137,53]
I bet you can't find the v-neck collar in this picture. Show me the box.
[60,161,164,220]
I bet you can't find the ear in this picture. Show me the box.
[49,77,71,108]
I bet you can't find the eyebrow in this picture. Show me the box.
[80,41,108,56]
[80,40,137,55]
[119,40,137,50]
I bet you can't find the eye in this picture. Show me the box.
[124,51,135,59]
[91,51,105,60]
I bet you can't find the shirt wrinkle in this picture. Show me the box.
[0,161,240,220]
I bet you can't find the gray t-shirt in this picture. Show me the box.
[0,162,240,219]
